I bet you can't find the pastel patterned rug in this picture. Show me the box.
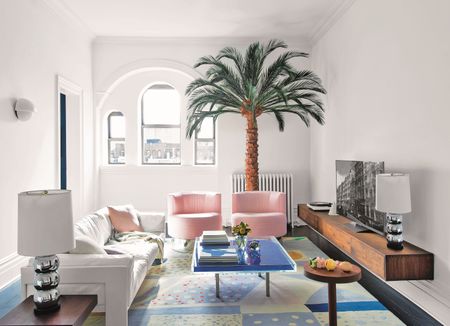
[85,237,404,325]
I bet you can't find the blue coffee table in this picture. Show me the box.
[192,236,296,297]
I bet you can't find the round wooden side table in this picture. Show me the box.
[304,263,362,326]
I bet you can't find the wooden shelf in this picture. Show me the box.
[298,204,434,281]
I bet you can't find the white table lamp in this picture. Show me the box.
[18,189,75,314]
[376,173,411,250]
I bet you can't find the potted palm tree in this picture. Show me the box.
[186,40,326,191]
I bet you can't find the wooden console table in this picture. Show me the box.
[298,204,433,281]
[0,295,97,326]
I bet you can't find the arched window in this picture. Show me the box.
[141,84,180,164]
[107,112,125,164]
[195,117,215,165]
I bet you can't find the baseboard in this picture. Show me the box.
[0,253,28,291]
[389,280,450,324]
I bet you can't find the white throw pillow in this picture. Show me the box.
[69,235,107,254]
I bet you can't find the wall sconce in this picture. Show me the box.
[14,98,36,121]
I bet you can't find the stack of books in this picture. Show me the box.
[198,246,238,265]
[200,230,230,246]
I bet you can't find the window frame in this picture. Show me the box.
[194,118,216,166]
[107,111,125,165]
[141,84,181,165]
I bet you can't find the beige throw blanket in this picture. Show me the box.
[111,230,164,261]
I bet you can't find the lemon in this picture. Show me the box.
[325,259,336,271]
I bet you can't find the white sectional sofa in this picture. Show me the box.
[21,207,165,326]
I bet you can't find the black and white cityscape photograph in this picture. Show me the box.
[336,160,385,233]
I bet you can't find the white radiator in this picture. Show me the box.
[231,173,295,228]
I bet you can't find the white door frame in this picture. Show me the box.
[56,75,84,215]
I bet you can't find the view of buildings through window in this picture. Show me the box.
[108,112,125,164]
[142,84,181,164]
[141,83,215,165]
[108,83,215,165]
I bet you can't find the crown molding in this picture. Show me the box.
[94,36,311,49]
[39,1,351,48]
[42,0,95,39]
[310,0,356,47]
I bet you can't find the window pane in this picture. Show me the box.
[109,114,125,138]
[142,85,180,125]
[143,127,181,164]
[197,117,214,139]
[196,140,215,164]
[109,140,125,164]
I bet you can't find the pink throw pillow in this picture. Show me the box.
[108,206,143,232]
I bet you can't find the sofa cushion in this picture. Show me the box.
[104,241,158,268]
[69,235,107,255]
[104,240,159,306]
[104,247,127,255]
[74,213,112,246]
[139,212,166,233]
[108,205,144,233]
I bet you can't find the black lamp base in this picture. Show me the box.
[387,242,404,250]
[34,302,60,315]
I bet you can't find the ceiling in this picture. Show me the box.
[46,0,352,41]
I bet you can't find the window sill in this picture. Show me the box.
[100,164,218,174]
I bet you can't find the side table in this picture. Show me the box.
[304,263,361,326]
[0,295,97,326]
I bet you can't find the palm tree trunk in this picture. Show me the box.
[245,116,259,191]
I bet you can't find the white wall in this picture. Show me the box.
[93,38,315,221]
[0,0,94,288]
[310,0,450,322]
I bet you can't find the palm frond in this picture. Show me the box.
[191,56,245,98]
[269,109,285,131]
[216,46,245,80]
[186,107,239,138]
[243,41,265,91]
[262,39,288,60]
[185,39,327,139]
[258,51,309,96]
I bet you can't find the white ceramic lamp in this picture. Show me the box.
[376,174,411,250]
[18,190,75,314]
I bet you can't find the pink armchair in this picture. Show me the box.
[167,192,222,240]
[231,191,287,237]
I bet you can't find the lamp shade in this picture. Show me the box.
[18,190,75,256]
[375,173,411,214]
